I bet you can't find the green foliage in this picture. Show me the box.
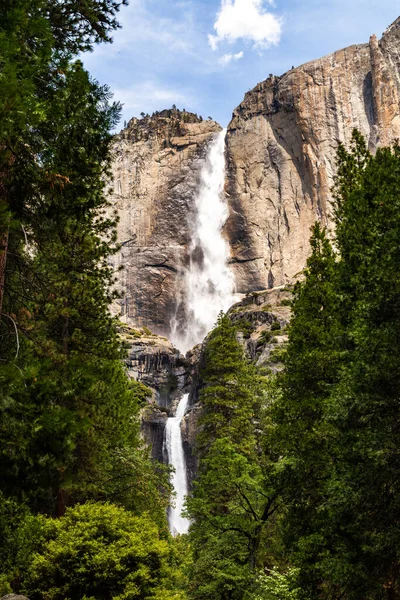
[274,131,400,598]
[0,0,174,527]
[142,326,154,336]
[274,222,339,487]
[252,568,307,600]
[234,317,253,339]
[268,346,286,363]
[278,299,292,307]
[21,503,184,600]
[0,4,171,595]
[0,492,36,591]
[258,329,274,345]
[187,314,280,600]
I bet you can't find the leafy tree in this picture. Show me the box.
[252,567,308,600]
[20,502,185,600]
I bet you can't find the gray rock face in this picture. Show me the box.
[109,112,221,337]
[1,596,30,600]
[121,324,192,461]
[125,333,187,408]
[225,17,400,292]
[141,404,169,463]
[181,403,202,487]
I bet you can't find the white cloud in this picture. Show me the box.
[209,0,282,51]
[219,51,244,65]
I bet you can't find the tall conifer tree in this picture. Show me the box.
[187,314,279,600]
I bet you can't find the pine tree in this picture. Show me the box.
[0,0,171,524]
[276,132,400,598]
[270,224,344,597]
[326,136,400,598]
[187,314,279,600]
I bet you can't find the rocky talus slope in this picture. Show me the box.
[225,17,400,292]
[109,111,221,337]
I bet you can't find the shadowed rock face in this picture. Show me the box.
[109,112,221,338]
[225,17,400,292]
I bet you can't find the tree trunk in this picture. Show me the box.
[249,524,262,571]
[0,226,8,317]
[62,315,69,355]
[55,488,67,517]
[0,151,12,318]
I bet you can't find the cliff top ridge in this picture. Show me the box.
[116,107,221,145]
[230,15,400,124]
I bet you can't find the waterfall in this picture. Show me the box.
[165,129,236,535]
[165,393,190,535]
[170,129,236,354]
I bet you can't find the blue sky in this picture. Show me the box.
[82,0,400,130]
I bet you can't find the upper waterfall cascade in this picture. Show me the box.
[170,129,236,354]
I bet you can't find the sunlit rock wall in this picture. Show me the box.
[225,17,400,292]
[109,111,221,336]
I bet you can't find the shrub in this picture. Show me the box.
[252,567,307,600]
[258,330,273,346]
[269,346,286,362]
[236,319,253,339]
[279,299,292,307]
[22,503,180,600]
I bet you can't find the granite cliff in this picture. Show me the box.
[109,110,221,338]
[110,19,400,334]
[225,16,400,292]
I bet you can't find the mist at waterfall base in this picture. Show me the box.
[165,393,190,536]
[165,130,237,535]
[170,129,237,354]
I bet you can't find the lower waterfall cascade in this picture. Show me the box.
[170,128,237,354]
[165,393,190,535]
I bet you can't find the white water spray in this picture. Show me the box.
[165,393,190,535]
[170,129,236,353]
